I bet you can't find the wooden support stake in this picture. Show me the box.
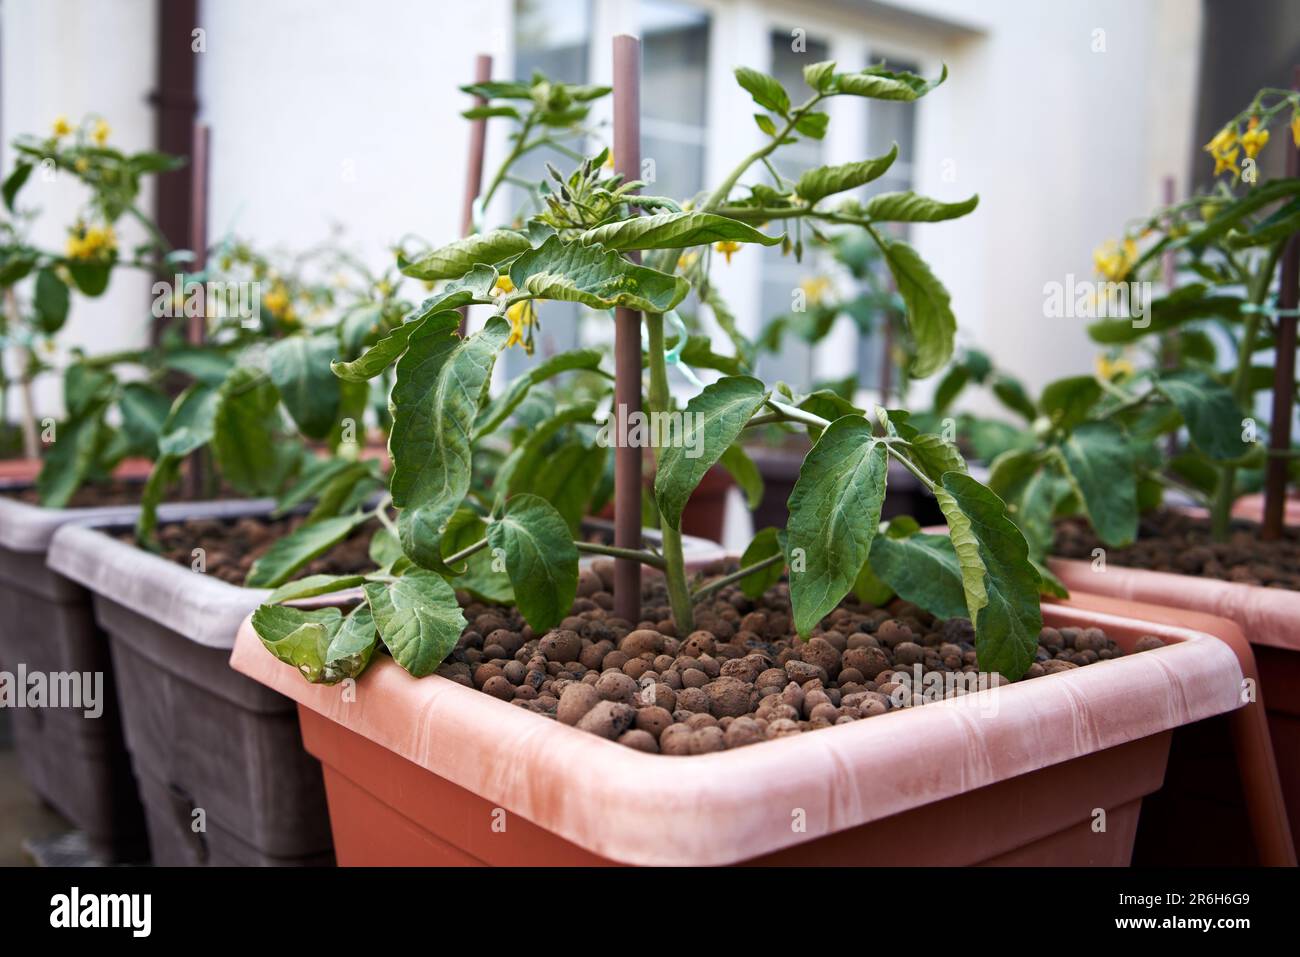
[183,122,210,499]
[1262,66,1300,540]
[459,53,492,333]
[612,35,643,624]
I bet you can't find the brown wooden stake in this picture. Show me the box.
[1162,175,1180,458]
[1262,68,1300,539]
[612,35,643,623]
[183,121,210,499]
[459,54,492,333]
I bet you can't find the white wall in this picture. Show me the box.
[2,0,1201,423]
[1,0,159,418]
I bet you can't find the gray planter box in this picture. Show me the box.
[0,492,272,862]
[46,508,333,866]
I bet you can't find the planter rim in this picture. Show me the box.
[0,492,276,553]
[1049,555,1300,654]
[229,600,1242,866]
[46,517,729,652]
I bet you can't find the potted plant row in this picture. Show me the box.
[228,45,1246,866]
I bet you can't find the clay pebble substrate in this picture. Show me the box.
[442,558,1164,754]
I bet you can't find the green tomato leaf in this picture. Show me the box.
[365,570,466,678]
[734,66,790,115]
[786,416,888,636]
[211,367,283,496]
[246,512,371,588]
[486,494,579,633]
[265,573,369,604]
[440,508,514,603]
[881,237,955,378]
[719,443,763,509]
[1039,375,1102,431]
[654,375,768,528]
[738,526,785,600]
[509,235,689,313]
[474,347,604,440]
[832,64,947,101]
[268,334,341,439]
[862,191,978,223]
[33,268,70,333]
[579,211,783,252]
[936,472,1041,679]
[869,531,969,620]
[803,59,837,93]
[1057,420,1138,547]
[250,604,344,683]
[795,144,898,204]
[399,229,530,281]
[1152,370,1248,461]
[390,315,507,565]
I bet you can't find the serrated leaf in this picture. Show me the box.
[1057,420,1137,547]
[1152,370,1248,460]
[654,376,768,528]
[332,266,498,382]
[734,66,789,115]
[579,211,783,252]
[881,237,955,378]
[803,59,837,92]
[795,145,898,204]
[474,348,604,439]
[786,416,888,636]
[390,315,506,568]
[738,527,784,599]
[365,570,466,677]
[869,531,968,620]
[486,494,579,633]
[265,573,369,604]
[936,472,1041,679]
[211,367,282,496]
[863,191,978,223]
[719,443,763,509]
[834,63,947,100]
[268,334,340,439]
[246,512,371,588]
[399,229,530,281]
[509,235,689,313]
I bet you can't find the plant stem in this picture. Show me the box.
[1210,240,1285,540]
[691,551,785,601]
[644,309,695,633]
[443,537,490,566]
[575,541,666,569]
[702,95,822,210]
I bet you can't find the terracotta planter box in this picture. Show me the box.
[0,488,272,862]
[45,516,725,866]
[1051,542,1300,863]
[230,600,1242,866]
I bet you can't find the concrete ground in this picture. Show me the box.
[0,714,73,866]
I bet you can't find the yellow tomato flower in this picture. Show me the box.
[505,299,536,353]
[262,284,290,316]
[1204,124,1241,177]
[1292,113,1300,148]
[799,275,832,305]
[74,157,90,173]
[714,240,742,264]
[92,119,110,146]
[1095,353,1135,382]
[493,275,515,295]
[1092,238,1136,282]
[1241,121,1269,159]
[65,224,117,260]
[676,250,699,272]
[53,116,72,137]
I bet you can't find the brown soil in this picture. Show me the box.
[1054,509,1300,590]
[439,560,1160,755]
[1,478,226,509]
[113,515,377,586]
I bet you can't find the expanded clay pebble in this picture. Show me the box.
[452,568,1144,754]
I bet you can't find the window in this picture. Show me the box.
[639,0,710,202]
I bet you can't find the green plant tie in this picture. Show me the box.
[641,310,704,389]
[1239,298,1300,317]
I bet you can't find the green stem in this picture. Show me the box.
[691,551,785,602]
[643,309,695,633]
[443,536,489,566]
[576,541,667,570]
[1210,240,1284,540]
[702,95,823,210]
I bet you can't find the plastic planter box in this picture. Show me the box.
[231,600,1242,866]
[46,516,725,866]
[0,487,272,862]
